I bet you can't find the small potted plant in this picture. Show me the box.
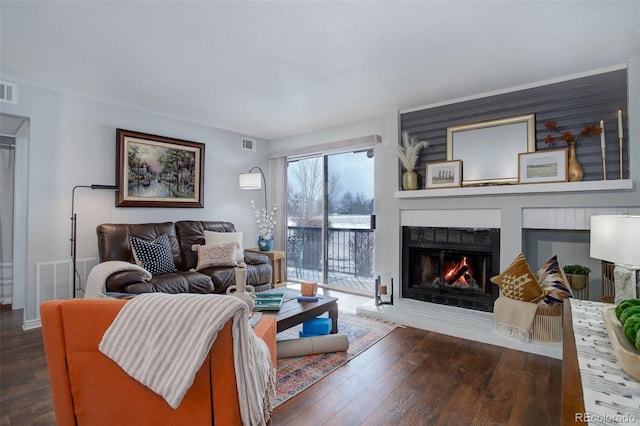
[563,264,591,291]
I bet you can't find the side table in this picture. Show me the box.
[246,248,285,288]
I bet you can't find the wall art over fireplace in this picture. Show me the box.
[116,129,205,208]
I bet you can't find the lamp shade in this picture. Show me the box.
[239,173,262,190]
[590,215,640,267]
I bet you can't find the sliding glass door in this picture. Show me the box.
[286,150,375,295]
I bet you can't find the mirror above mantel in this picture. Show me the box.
[447,114,536,186]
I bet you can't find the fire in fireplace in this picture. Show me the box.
[402,226,500,312]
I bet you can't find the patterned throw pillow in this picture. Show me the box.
[204,231,244,264]
[535,255,573,305]
[192,242,239,270]
[130,234,177,276]
[490,254,544,303]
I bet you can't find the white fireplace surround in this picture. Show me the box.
[358,206,640,360]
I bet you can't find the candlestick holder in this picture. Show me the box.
[375,275,394,306]
[619,137,623,179]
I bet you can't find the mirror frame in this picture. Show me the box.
[446,114,536,186]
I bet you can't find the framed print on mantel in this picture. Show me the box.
[116,129,205,207]
[518,149,568,184]
[426,160,462,189]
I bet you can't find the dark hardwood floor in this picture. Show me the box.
[1,307,562,426]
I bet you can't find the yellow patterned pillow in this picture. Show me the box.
[490,254,544,302]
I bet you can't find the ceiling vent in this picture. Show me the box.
[0,81,17,104]
[241,137,256,152]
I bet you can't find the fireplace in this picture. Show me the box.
[402,226,500,312]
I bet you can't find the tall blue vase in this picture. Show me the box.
[258,235,274,251]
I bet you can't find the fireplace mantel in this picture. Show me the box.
[394,179,632,199]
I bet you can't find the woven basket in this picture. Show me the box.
[531,303,563,342]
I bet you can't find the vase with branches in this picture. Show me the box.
[396,131,429,190]
[543,120,602,182]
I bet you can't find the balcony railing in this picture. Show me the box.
[287,226,374,279]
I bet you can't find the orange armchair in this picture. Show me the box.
[40,299,276,426]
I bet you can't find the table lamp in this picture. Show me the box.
[590,214,640,303]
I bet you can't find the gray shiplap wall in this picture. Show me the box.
[400,69,628,184]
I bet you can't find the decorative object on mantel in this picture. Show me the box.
[543,120,602,182]
[618,109,624,179]
[517,149,568,184]
[425,160,462,189]
[250,200,277,251]
[590,214,640,303]
[447,114,535,186]
[396,131,428,190]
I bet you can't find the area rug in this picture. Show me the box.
[273,312,398,407]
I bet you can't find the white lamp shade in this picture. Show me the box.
[590,215,640,267]
[239,173,262,190]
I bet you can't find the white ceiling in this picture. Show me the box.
[2,1,639,140]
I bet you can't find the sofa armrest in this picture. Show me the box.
[244,251,270,265]
[105,270,151,293]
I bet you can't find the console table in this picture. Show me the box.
[562,299,640,425]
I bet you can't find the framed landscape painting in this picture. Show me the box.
[518,149,567,184]
[116,129,205,207]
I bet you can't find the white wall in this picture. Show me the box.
[0,81,270,323]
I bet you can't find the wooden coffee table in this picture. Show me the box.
[258,287,339,334]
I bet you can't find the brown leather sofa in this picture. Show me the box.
[97,221,272,295]
[41,299,277,425]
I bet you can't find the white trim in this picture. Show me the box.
[395,179,633,199]
[22,319,41,331]
[401,63,628,115]
[270,134,382,159]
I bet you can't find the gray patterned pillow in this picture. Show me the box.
[130,234,177,276]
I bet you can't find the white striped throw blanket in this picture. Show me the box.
[85,261,152,299]
[99,293,275,425]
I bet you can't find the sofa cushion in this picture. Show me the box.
[174,221,238,270]
[204,231,244,264]
[130,234,177,276]
[192,242,239,270]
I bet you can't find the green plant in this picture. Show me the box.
[563,264,591,275]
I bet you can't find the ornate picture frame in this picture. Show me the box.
[116,129,204,207]
[426,160,462,189]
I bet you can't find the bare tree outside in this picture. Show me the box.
[287,157,323,227]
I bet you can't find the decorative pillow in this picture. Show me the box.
[192,242,238,270]
[535,255,573,305]
[490,254,544,303]
[204,231,244,264]
[129,234,177,276]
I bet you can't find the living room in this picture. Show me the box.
[1,0,638,330]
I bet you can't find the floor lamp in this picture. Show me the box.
[590,214,640,304]
[70,184,118,298]
[238,166,267,208]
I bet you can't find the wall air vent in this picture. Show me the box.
[241,137,256,152]
[0,81,17,104]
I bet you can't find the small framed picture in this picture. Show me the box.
[426,160,462,189]
[518,149,568,184]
